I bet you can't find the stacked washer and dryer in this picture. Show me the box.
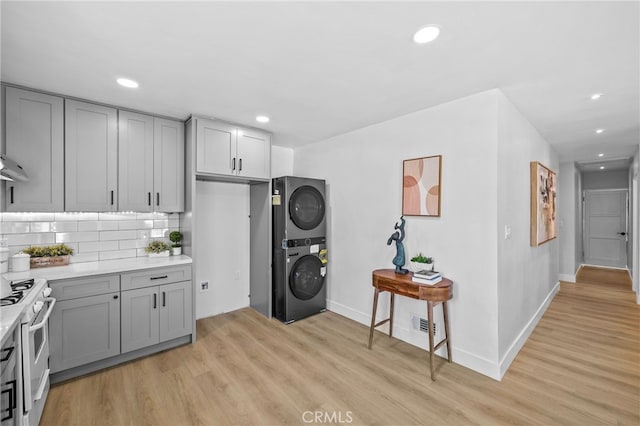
[272,176,327,323]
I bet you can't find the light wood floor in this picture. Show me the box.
[41,268,639,425]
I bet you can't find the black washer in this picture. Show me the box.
[289,255,325,300]
[289,185,325,231]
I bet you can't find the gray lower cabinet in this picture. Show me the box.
[48,266,193,380]
[49,292,120,373]
[121,281,192,353]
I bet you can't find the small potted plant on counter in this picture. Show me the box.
[169,231,183,256]
[145,240,171,258]
[410,253,434,272]
[22,244,74,268]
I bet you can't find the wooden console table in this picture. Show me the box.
[368,269,453,380]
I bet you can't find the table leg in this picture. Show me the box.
[368,288,380,349]
[427,301,435,381]
[389,293,395,338]
[443,301,452,363]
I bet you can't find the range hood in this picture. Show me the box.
[0,154,29,182]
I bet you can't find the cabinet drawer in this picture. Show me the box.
[50,274,120,301]
[121,265,192,291]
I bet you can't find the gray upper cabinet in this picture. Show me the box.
[119,112,184,212]
[154,118,184,212]
[195,117,270,181]
[65,99,118,211]
[118,111,154,212]
[236,128,271,180]
[4,87,64,211]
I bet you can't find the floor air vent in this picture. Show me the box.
[412,315,436,336]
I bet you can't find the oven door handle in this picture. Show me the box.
[34,368,50,402]
[29,297,56,332]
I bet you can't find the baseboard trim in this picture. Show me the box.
[326,299,502,380]
[497,281,560,380]
[558,273,576,283]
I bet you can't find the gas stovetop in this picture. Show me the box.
[0,278,36,306]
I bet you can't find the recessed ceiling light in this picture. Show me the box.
[116,78,139,88]
[595,128,605,134]
[600,166,605,170]
[598,153,604,157]
[591,93,603,100]
[256,115,270,123]
[413,25,440,44]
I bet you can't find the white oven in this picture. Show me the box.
[20,285,55,426]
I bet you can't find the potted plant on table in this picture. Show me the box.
[169,231,183,256]
[22,244,74,268]
[145,240,171,258]
[410,253,434,272]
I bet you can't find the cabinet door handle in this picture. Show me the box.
[10,186,14,204]
[0,346,14,363]
[153,293,157,309]
[113,295,119,300]
[148,192,151,206]
[162,291,166,307]
[110,190,114,205]
[239,158,242,171]
[232,157,236,171]
[150,275,168,281]
[156,192,160,206]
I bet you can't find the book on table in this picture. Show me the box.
[412,275,442,285]
[413,270,441,279]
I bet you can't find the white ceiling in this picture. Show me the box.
[2,1,639,167]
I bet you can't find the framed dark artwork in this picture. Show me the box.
[402,155,442,217]
[530,161,557,246]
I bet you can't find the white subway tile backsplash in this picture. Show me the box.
[79,241,119,253]
[49,222,78,232]
[69,252,100,263]
[153,220,169,228]
[99,249,138,261]
[100,230,138,241]
[8,233,56,246]
[98,212,137,221]
[56,232,99,243]
[2,213,55,222]
[150,229,168,238]
[1,222,30,234]
[119,239,146,250]
[30,222,51,233]
[54,212,99,221]
[1,212,180,265]
[77,221,119,232]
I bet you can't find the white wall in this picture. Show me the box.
[558,162,578,281]
[495,92,559,376]
[294,90,502,377]
[271,145,294,177]
[575,170,583,271]
[194,181,250,319]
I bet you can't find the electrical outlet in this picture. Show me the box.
[200,281,209,292]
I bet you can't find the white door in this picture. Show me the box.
[584,190,628,267]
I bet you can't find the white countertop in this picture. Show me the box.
[1,255,192,282]
[0,256,192,346]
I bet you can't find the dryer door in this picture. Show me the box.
[289,255,325,300]
[289,185,325,231]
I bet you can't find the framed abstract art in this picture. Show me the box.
[402,155,442,217]
[530,161,557,246]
